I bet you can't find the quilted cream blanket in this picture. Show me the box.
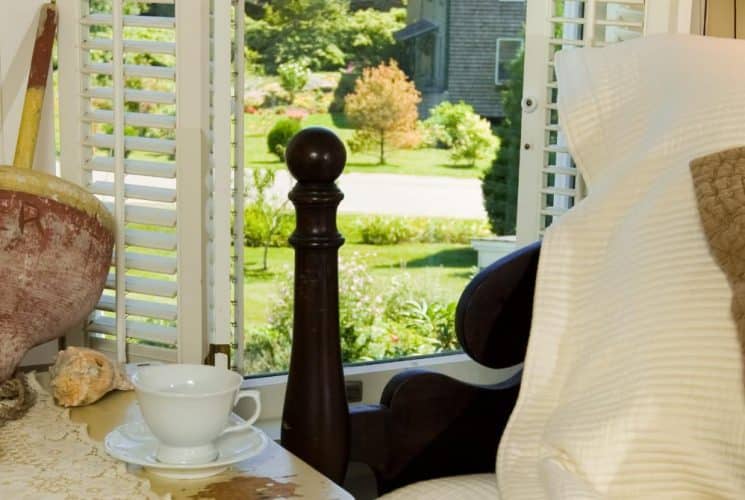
[497,35,745,499]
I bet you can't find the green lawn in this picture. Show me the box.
[128,214,481,332]
[245,113,495,179]
[243,239,477,327]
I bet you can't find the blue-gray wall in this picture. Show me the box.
[446,0,525,118]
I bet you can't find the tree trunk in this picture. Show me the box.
[379,130,385,165]
[262,245,269,271]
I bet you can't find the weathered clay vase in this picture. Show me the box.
[0,167,114,382]
[0,4,114,384]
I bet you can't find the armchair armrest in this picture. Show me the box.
[457,240,541,368]
[349,369,521,494]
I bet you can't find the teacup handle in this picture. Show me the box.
[222,389,261,435]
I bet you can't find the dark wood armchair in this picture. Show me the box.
[347,239,539,494]
[280,128,540,495]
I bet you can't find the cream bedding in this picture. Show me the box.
[380,474,499,500]
[496,35,745,499]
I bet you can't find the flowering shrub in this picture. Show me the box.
[284,107,310,121]
[424,101,498,166]
[357,216,417,245]
[242,254,460,374]
[357,216,490,245]
[277,60,311,102]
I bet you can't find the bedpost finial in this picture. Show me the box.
[286,127,346,183]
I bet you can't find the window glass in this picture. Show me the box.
[60,0,526,373]
[239,0,526,376]
[496,39,523,84]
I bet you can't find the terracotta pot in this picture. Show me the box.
[0,166,114,382]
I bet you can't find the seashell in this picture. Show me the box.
[49,347,132,407]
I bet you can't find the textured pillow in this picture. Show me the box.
[690,147,745,379]
[497,34,745,498]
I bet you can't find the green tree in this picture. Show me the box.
[482,51,524,235]
[244,169,293,271]
[245,2,404,73]
[246,0,348,72]
[341,8,406,68]
[344,60,421,165]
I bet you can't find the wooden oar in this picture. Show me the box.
[12,3,58,171]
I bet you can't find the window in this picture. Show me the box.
[239,0,521,380]
[44,0,702,422]
[495,38,523,85]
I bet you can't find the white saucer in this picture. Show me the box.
[104,414,268,479]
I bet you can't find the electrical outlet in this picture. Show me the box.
[345,380,363,403]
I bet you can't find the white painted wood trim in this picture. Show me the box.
[175,1,210,363]
[644,0,694,34]
[57,0,90,348]
[112,0,127,364]
[515,0,551,245]
[212,0,233,361]
[242,354,522,422]
[233,1,247,372]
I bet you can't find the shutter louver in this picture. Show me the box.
[516,0,694,244]
[57,0,244,364]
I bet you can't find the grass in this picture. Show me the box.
[242,214,480,326]
[125,210,482,333]
[243,243,476,326]
[245,112,495,179]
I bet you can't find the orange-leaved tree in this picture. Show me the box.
[344,60,421,165]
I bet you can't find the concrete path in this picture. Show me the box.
[270,170,488,220]
[91,168,488,221]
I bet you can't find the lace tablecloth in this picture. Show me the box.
[0,373,165,499]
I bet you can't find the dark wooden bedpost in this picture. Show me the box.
[281,127,349,484]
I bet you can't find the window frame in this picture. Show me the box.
[241,353,522,429]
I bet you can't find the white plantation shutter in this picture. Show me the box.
[210,0,247,370]
[515,0,698,244]
[232,6,247,371]
[56,0,244,365]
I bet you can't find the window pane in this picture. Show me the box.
[496,39,523,83]
[241,0,525,375]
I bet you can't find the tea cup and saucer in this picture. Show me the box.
[105,364,266,478]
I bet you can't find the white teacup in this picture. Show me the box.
[132,364,261,465]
